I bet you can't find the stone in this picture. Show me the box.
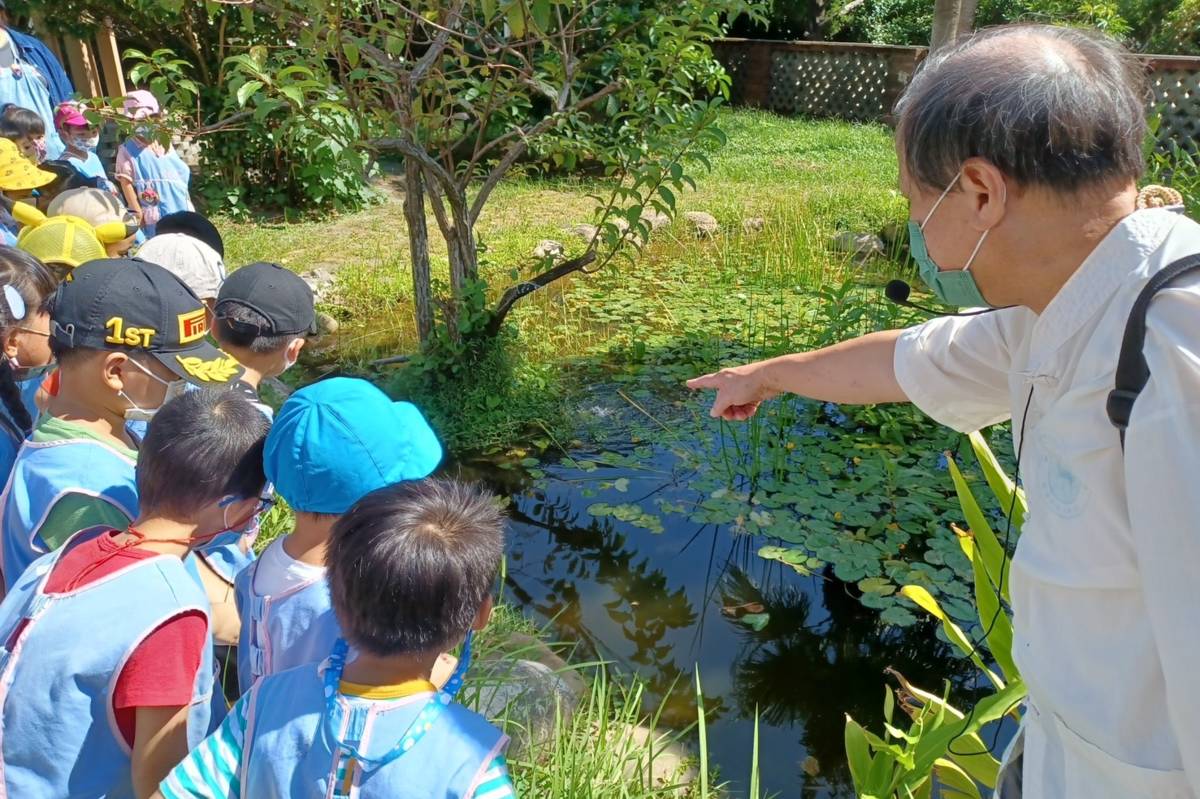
[533,239,565,261]
[609,723,698,791]
[640,208,671,232]
[612,217,630,235]
[742,216,765,234]
[569,223,598,241]
[472,657,581,758]
[831,231,886,260]
[683,211,719,238]
[300,263,339,302]
[315,311,339,335]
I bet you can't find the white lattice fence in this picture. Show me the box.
[1148,66,1200,151]
[766,49,891,121]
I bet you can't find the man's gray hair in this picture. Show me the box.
[895,24,1148,193]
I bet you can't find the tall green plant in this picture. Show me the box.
[844,432,1027,798]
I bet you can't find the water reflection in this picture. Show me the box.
[462,453,980,796]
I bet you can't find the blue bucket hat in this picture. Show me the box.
[264,377,443,514]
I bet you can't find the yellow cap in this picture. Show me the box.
[17,214,108,269]
[0,139,54,192]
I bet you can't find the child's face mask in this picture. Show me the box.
[18,136,45,164]
[121,357,187,422]
[70,133,99,152]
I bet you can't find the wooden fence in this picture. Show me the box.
[712,38,1200,151]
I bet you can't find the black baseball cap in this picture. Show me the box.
[51,258,245,387]
[155,211,225,258]
[215,262,316,338]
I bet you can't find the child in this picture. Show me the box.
[159,478,516,799]
[138,233,225,320]
[0,257,245,588]
[14,200,124,278]
[116,91,193,237]
[0,389,271,798]
[234,377,442,695]
[213,261,315,414]
[0,137,52,244]
[47,186,138,257]
[0,246,55,477]
[0,104,45,163]
[53,100,113,192]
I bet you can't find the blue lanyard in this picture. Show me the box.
[321,633,472,770]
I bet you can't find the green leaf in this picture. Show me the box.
[969,431,1026,528]
[236,80,264,108]
[932,759,984,798]
[947,455,1010,604]
[858,577,896,595]
[740,612,770,631]
[613,478,630,493]
[844,716,874,790]
[657,185,676,211]
[506,3,526,37]
[901,585,1003,690]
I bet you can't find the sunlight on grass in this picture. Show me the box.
[221,109,905,364]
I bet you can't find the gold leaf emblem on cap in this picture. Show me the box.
[175,355,240,383]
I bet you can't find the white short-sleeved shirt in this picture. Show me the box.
[895,208,1200,799]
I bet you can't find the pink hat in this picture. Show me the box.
[53,102,89,129]
[123,90,160,120]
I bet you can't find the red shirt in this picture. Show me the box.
[44,531,208,747]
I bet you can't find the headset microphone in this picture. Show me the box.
[884,280,1002,317]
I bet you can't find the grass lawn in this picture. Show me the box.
[223,110,906,364]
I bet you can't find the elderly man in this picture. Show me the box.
[689,24,1200,799]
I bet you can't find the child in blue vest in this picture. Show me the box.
[116,91,193,238]
[53,101,114,193]
[233,376,442,695]
[159,478,516,799]
[0,247,54,479]
[0,257,245,589]
[0,388,271,799]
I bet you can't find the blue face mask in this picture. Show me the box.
[908,171,1002,308]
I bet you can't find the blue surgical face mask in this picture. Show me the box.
[908,170,1003,308]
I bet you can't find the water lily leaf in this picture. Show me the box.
[879,606,918,627]
[613,478,630,493]
[740,612,770,631]
[858,577,896,595]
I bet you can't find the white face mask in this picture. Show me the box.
[121,358,187,422]
[71,135,99,152]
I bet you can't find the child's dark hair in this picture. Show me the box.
[214,301,294,354]
[138,389,270,517]
[327,478,505,657]
[0,106,45,141]
[0,248,56,436]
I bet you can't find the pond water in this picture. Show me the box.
[459,379,1016,797]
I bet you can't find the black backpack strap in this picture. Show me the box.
[1107,253,1200,447]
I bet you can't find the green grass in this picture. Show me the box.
[221,109,907,451]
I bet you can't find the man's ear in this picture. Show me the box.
[960,157,1008,231]
[2,326,18,360]
[102,351,129,392]
[287,337,306,361]
[471,595,494,632]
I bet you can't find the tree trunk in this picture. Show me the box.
[956,0,978,38]
[403,158,433,342]
[930,0,962,52]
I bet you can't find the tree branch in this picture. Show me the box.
[409,0,466,85]
[468,82,620,225]
[485,251,597,337]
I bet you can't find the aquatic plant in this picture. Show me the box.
[843,432,1027,799]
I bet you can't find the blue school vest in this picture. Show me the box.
[241,661,506,798]
[0,537,215,799]
[121,140,191,236]
[66,150,114,193]
[0,437,137,590]
[234,555,340,695]
[0,61,64,160]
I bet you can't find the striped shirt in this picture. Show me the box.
[160,692,517,798]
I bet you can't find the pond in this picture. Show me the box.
[458,371,1017,797]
